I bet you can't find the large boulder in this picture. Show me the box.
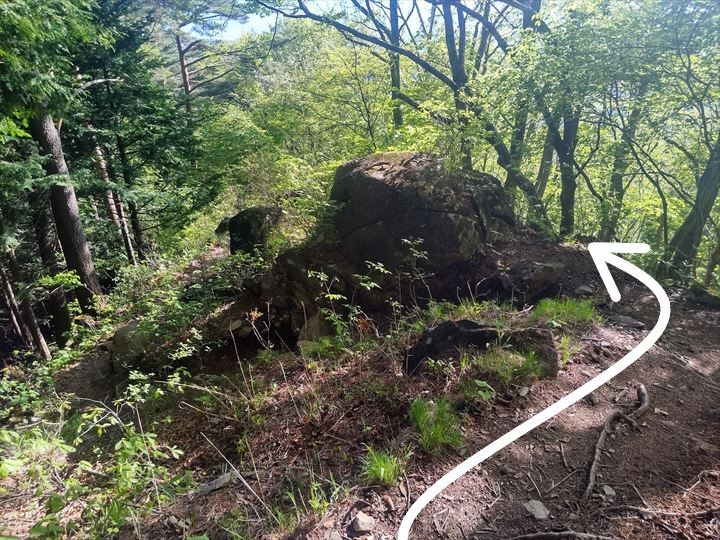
[228,205,282,254]
[330,153,514,270]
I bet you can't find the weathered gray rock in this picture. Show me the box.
[689,284,720,309]
[351,511,375,533]
[607,314,646,329]
[470,261,564,306]
[227,205,282,254]
[331,152,514,270]
[523,500,550,520]
[575,285,595,296]
[405,319,559,377]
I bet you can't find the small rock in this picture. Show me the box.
[587,392,600,406]
[325,532,343,540]
[575,285,595,296]
[523,499,550,520]
[654,408,669,416]
[600,340,611,347]
[196,471,237,495]
[518,386,530,397]
[352,511,375,533]
[602,485,616,497]
[607,314,646,329]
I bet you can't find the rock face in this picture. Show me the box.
[475,260,565,305]
[405,319,559,377]
[228,206,282,254]
[689,284,720,309]
[330,152,514,270]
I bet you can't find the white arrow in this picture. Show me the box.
[397,242,671,539]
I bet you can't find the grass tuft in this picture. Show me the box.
[362,446,402,486]
[409,398,464,456]
[532,297,598,326]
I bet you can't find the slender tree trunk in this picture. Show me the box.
[115,135,147,260]
[662,137,720,280]
[442,1,472,170]
[0,264,31,347]
[547,108,580,237]
[2,251,51,360]
[29,115,101,312]
[28,190,71,346]
[704,231,720,287]
[93,144,137,264]
[1,281,25,347]
[389,0,403,128]
[114,194,137,266]
[176,33,193,114]
[535,126,554,198]
[598,106,643,241]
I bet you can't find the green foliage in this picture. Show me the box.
[362,446,403,486]
[532,298,598,327]
[409,398,464,456]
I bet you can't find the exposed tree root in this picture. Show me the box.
[507,530,616,539]
[602,504,720,519]
[582,384,649,501]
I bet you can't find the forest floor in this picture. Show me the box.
[5,235,720,540]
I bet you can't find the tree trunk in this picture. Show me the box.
[0,264,31,348]
[114,194,137,266]
[704,231,720,287]
[28,190,71,346]
[547,108,580,237]
[176,33,193,114]
[598,106,642,241]
[389,0,403,128]
[535,126,554,198]
[29,114,102,312]
[115,135,147,260]
[0,280,25,347]
[2,250,51,360]
[662,137,720,280]
[93,144,137,264]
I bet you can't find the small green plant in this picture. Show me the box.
[471,379,496,401]
[558,334,581,364]
[409,398,464,456]
[532,297,598,327]
[362,446,402,486]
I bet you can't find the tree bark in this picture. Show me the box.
[28,190,71,346]
[535,126,554,198]
[662,137,720,280]
[1,250,51,360]
[0,280,25,347]
[0,264,30,348]
[93,144,137,264]
[389,0,403,128]
[704,231,720,287]
[29,114,102,311]
[176,33,193,114]
[598,106,642,241]
[115,135,147,260]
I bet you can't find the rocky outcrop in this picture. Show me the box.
[227,205,282,254]
[405,319,559,377]
[474,260,565,305]
[330,152,514,270]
